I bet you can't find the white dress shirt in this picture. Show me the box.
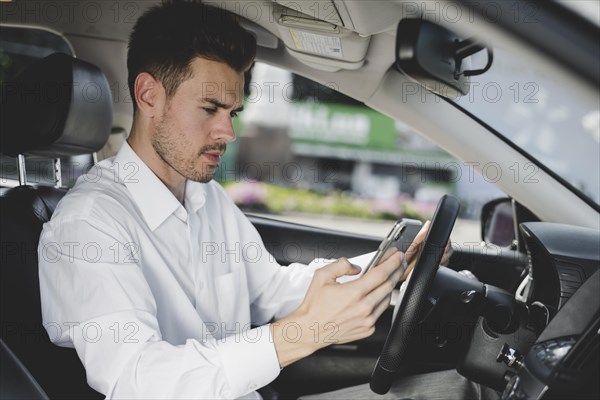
[38,141,320,399]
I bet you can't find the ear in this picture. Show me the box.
[134,72,163,117]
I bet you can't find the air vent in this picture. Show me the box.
[556,259,586,308]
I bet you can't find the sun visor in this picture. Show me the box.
[273,0,344,26]
[273,5,370,72]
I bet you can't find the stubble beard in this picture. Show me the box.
[151,114,225,183]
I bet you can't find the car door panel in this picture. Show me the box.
[248,214,382,264]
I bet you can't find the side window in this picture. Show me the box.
[0,25,93,189]
[218,62,505,242]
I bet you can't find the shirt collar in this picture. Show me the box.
[184,179,207,215]
[113,141,182,231]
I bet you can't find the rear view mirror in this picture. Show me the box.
[396,19,493,97]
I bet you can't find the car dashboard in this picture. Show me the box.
[521,222,600,310]
[500,222,600,400]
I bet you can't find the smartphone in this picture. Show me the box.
[362,218,423,275]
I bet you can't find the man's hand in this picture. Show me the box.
[271,250,403,368]
[399,220,452,281]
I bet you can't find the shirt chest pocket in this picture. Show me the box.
[214,271,251,333]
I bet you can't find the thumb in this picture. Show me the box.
[406,220,431,263]
[320,258,361,282]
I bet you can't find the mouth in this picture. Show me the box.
[201,151,223,165]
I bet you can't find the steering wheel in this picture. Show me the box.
[370,195,460,394]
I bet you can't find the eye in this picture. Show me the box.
[203,107,217,115]
[230,111,239,118]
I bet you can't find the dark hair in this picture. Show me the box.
[127,0,256,110]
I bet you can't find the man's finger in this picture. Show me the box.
[372,290,392,320]
[440,239,453,266]
[350,251,402,294]
[380,247,398,263]
[405,220,430,264]
[318,258,361,283]
[363,274,397,312]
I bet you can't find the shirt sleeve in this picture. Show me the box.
[38,217,280,399]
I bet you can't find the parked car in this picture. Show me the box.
[1,1,598,399]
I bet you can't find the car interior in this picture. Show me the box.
[1,52,112,399]
[0,1,598,399]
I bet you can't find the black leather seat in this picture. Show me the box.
[0,53,112,399]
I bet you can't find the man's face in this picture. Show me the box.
[151,57,244,183]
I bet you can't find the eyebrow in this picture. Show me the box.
[201,97,244,113]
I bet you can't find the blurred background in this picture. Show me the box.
[215,62,505,242]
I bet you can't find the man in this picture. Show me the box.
[39,2,413,398]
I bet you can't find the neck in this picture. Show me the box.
[127,123,186,204]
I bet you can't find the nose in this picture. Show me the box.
[211,112,236,143]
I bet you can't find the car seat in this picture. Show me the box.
[0,52,111,399]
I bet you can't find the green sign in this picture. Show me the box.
[288,102,397,150]
[229,100,454,167]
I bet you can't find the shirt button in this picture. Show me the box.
[249,383,257,390]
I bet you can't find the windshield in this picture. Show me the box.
[453,47,600,206]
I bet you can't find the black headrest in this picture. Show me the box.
[0,53,112,157]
